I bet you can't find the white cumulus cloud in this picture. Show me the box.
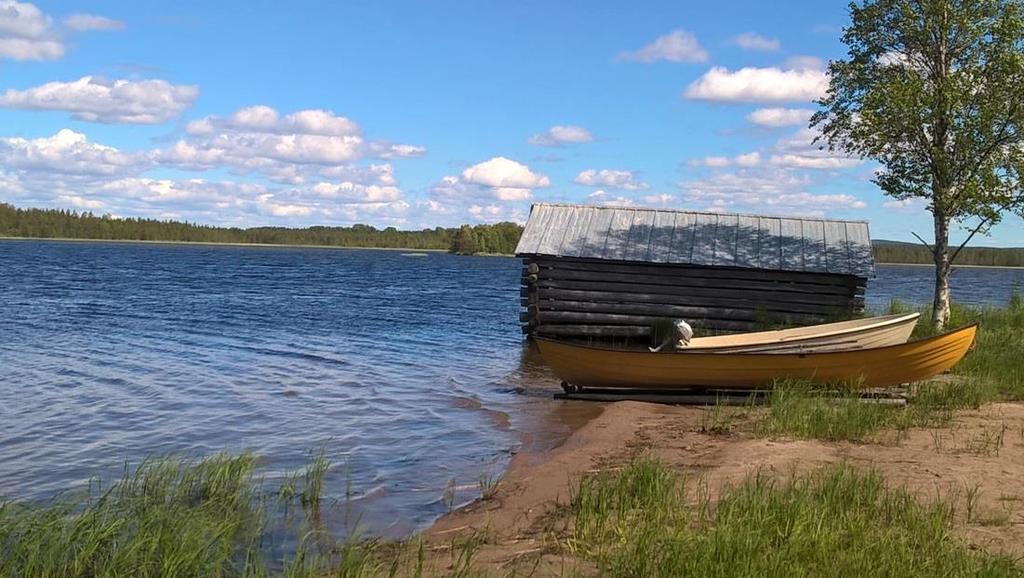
[169,106,426,179]
[188,105,360,137]
[618,29,708,63]
[0,0,63,60]
[311,181,402,203]
[583,191,676,209]
[0,129,147,176]
[528,124,594,146]
[768,154,861,169]
[367,142,427,159]
[769,127,862,169]
[733,32,780,52]
[460,157,548,188]
[690,153,762,168]
[785,55,826,71]
[0,76,199,124]
[735,152,762,167]
[882,198,928,210]
[63,13,124,31]
[684,67,828,103]
[693,156,731,168]
[160,105,424,184]
[747,107,814,128]
[680,168,866,215]
[573,168,648,190]
[433,157,549,203]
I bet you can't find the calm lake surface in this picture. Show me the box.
[2,240,1023,536]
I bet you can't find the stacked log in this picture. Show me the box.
[520,256,866,339]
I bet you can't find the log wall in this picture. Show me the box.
[520,256,867,339]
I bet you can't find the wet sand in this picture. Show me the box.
[423,398,1024,575]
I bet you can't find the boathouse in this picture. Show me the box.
[516,204,874,339]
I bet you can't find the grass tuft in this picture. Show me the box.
[911,302,1024,400]
[567,457,1021,577]
[754,378,986,443]
[477,471,500,501]
[0,452,266,577]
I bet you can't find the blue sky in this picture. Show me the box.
[1,1,1022,245]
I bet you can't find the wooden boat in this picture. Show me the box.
[535,324,977,390]
[683,312,920,353]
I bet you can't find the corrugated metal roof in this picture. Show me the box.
[515,204,874,277]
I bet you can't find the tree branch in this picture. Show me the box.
[948,191,1024,264]
[949,217,991,264]
[911,231,935,254]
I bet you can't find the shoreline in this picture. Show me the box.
[420,397,1024,572]
[0,236,451,252]
[876,261,1024,270]
[3,237,1022,267]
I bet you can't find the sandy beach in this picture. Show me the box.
[422,397,1024,575]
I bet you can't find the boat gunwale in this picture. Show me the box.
[534,323,979,359]
[683,312,921,349]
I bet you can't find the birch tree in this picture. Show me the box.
[813,0,1024,329]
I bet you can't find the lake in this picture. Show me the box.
[1,240,1023,536]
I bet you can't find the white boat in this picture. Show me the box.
[679,312,920,354]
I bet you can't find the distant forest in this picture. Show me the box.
[872,242,1024,267]
[1,202,1022,265]
[0,203,521,255]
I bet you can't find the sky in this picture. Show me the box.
[1,0,1022,245]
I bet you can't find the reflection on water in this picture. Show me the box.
[1,240,1021,537]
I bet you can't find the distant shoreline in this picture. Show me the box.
[0,236,450,253]
[2,237,1021,266]
[875,261,1024,270]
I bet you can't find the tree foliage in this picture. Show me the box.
[813,0,1024,327]
[0,203,524,255]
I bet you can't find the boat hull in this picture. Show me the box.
[684,313,920,353]
[535,324,977,390]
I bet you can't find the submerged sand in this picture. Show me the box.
[424,399,1024,575]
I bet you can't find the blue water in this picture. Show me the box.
[869,263,1024,309]
[1,240,1022,536]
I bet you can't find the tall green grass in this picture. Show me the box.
[0,451,384,578]
[569,457,1020,577]
[0,450,493,578]
[946,301,1024,401]
[755,379,989,442]
[887,292,1024,400]
[753,296,1023,443]
[0,452,268,577]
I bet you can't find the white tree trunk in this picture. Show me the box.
[931,215,952,330]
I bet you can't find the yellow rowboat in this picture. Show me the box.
[683,313,920,353]
[535,324,977,390]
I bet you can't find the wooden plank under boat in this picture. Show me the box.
[535,324,977,390]
[683,312,920,353]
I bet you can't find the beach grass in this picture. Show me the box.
[947,301,1024,400]
[753,378,987,443]
[888,292,1024,400]
[750,298,1024,443]
[0,451,378,578]
[0,450,489,577]
[0,451,267,577]
[567,456,1021,577]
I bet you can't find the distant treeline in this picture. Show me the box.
[2,202,1023,264]
[873,242,1024,267]
[0,203,522,254]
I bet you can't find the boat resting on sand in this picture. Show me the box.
[682,312,920,354]
[535,324,977,391]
